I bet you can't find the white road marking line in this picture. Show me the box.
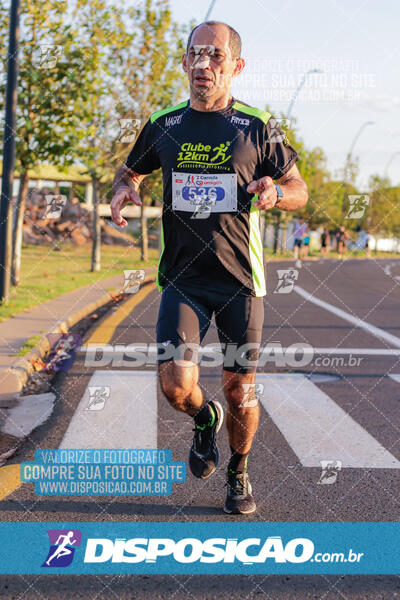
[388,374,400,384]
[60,370,157,449]
[312,348,400,355]
[384,263,400,282]
[294,285,400,349]
[256,373,400,468]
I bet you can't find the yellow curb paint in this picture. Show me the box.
[0,284,156,501]
[86,283,156,345]
[0,464,21,501]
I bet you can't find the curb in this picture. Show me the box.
[1,270,157,401]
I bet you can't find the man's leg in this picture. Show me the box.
[156,286,223,479]
[295,240,302,267]
[215,294,264,514]
[298,240,304,260]
[158,359,203,417]
[222,369,259,467]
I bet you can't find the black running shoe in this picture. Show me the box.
[224,470,256,514]
[188,400,224,479]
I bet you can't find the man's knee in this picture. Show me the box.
[158,360,198,405]
[223,372,256,410]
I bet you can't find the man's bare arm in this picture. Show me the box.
[247,163,308,211]
[274,164,308,211]
[110,165,147,227]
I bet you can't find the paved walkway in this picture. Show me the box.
[0,267,157,403]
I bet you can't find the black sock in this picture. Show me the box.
[193,403,214,428]
[228,445,249,473]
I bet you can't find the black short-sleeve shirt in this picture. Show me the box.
[126,98,298,297]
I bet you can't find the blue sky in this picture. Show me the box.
[169,0,400,188]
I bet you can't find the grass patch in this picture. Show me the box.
[0,243,158,322]
[15,334,44,356]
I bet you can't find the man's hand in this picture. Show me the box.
[247,165,308,212]
[247,176,278,210]
[111,166,146,227]
[110,186,141,227]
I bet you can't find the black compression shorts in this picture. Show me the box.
[156,285,264,374]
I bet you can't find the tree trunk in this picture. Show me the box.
[141,197,148,262]
[91,179,101,272]
[280,213,289,255]
[273,212,281,254]
[11,170,29,286]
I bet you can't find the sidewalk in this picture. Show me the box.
[0,267,157,404]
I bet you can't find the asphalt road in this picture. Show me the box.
[1,257,400,599]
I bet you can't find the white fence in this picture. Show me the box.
[263,219,400,253]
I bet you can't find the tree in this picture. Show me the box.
[263,113,334,251]
[263,110,366,250]
[365,175,400,239]
[70,0,136,271]
[0,0,95,284]
[73,0,188,268]
[115,0,189,261]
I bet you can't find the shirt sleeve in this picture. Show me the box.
[261,116,299,180]
[125,118,161,175]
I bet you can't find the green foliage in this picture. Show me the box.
[115,0,189,205]
[70,0,137,182]
[67,0,189,200]
[365,175,400,236]
[0,0,188,195]
[264,107,400,235]
[0,0,93,171]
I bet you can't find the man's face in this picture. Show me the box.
[182,24,243,99]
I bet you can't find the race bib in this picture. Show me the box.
[172,172,237,213]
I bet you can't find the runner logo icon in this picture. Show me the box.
[42,529,82,567]
[317,460,342,485]
[86,386,110,411]
[274,269,299,294]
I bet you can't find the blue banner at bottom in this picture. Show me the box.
[0,522,398,574]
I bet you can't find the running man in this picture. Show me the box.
[320,227,330,258]
[336,225,350,258]
[293,217,308,267]
[111,21,308,514]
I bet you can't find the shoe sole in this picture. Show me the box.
[223,478,256,514]
[223,504,257,515]
[189,400,224,480]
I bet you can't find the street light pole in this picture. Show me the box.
[205,0,217,20]
[287,69,323,120]
[344,121,374,184]
[0,0,21,304]
[384,151,400,179]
